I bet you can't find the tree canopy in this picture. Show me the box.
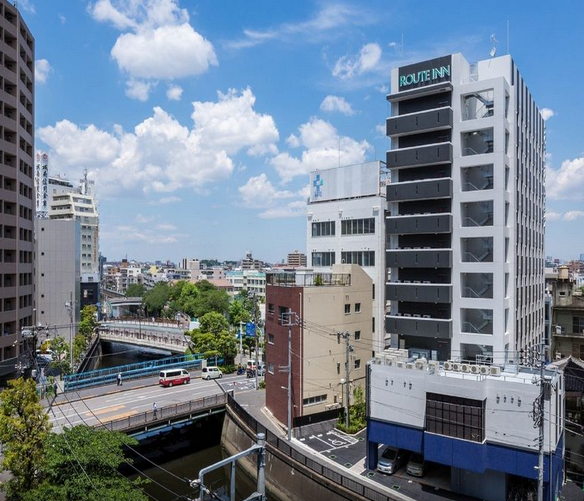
[23,426,148,501]
[143,282,171,317]
[78,305,99,339]
[0,378,51,499]
[125,283,146,298]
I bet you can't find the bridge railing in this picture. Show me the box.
[226,394,396,501]
[96,393,227,433]
[64,353,205,392]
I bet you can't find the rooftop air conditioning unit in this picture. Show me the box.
[374,355,383,365]
[385,356,397,366]
[444,360,453,371]
[428,361,440,373]
[415,359,427,370]
[406,363,415,370]
[470,365,480,374]
[452,362,461,372]
[479,366,490,375]
[461,363,470,373]
[396,361,406,369]
[490,366,501,376]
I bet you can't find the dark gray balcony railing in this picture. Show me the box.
[266,273,351,287]
[386,315,452,339]
[386,249,452,268]
[386,107,453,137]
[386,142,452,169]
[387,178,452,202]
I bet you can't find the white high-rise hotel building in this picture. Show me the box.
[385,54,545,364]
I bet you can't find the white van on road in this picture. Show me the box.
[202,366,222,380]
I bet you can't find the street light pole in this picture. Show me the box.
[65,291,75,371]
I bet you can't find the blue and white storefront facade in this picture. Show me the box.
[366,359,564,501]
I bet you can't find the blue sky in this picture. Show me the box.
[23,0,584,262]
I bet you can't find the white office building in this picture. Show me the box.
[385,54,545,363]
[306,161,388,351]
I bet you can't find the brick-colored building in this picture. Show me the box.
[265,264,373,429]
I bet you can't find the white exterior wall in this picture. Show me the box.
[369,362,563,453]
[307,163,387,352]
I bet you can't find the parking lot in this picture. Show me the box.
[298,429,479,501]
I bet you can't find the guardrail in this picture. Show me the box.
[64,353,205,392]
[96,393,227,433]
[226,394,400,501]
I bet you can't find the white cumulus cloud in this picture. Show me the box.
[545,211,561,222]
[547,157,584,200]
[166,84,183,101]
[125,79,153,101]
[38,88,278,198]
[238,174,295,209]
[320,95,355,116]
[35,59,51,84]
[563,210,584,221]
[332,42,382,80]
[541,108,555,121]
[270,117,370,183]
[90,0,217,100]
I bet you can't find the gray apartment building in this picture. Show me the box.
[35,219,80,341]
[0,0,35,380]
[385,54,545,364]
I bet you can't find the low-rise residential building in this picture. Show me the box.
[265,264,374,429]
[367,355,563,501]
[226,269,266,298]
[551,265,584,360]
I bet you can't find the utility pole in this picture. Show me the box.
[239,320,244,365]
[280,311,298,441]
[65,291,75,371]
[253,292,260,390]
[337,331,351,429]
[535,343,546,501]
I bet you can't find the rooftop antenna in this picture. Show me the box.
[489,34,499,58]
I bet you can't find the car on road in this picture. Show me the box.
[159,368,190,387]
[406,453,426,477]
[202,366,222,380]
[377,447,407,475]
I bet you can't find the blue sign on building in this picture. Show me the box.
[245,322,256,337]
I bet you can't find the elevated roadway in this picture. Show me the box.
[98,320,190,354]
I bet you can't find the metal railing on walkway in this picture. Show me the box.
[64,353,205,391]
[96,393,227,433]
[226,394,400,501]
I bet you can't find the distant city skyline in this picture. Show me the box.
[24,0,584,261]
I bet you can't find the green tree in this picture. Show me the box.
[78,305,99,339]
[193,288,230,318]
[23,426,147,501]
[0,378,51,498]
[72,334,88,365]
[48,336,71,375]
[143,282,171,317]
[229,299,251,327]
[195,279,216,292]
[177,282,200,318]
[216,331,238,365]
[199,312,229,336]
[190,331,217,355]
[125,283,146,298]
[169,280,188,301]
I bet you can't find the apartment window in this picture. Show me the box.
[341,218,375,235]
[573,317,584,335]
[268,334,274,345]
[337,362,341,374]
[312,221,335,237]
[461,128,494,156]
[344,304,351,315]
[426,393,485,443]
[461,90,494,120]
[355,303,361,313]
[268,363,274,374]
[341,251,375,266]
[312,252,335,267]
[355,330,361,341]
[354,359,361,370]
[372,317,375,333]
[303,394,327,406]
[268,303,275,315]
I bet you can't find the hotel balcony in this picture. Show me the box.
[386,107,453,137]
[386,248,452,268]
[387,177,452,203]
[386,142,452,169]
[386,282,452,303]
[387,213,452,235]
[386,314,452,339]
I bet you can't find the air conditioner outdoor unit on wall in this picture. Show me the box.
[461,363,470,373]
[479,366,490,375]
[490,366,501,376]
[444,361,453,371]
[470,365,480,374]
[452,362,461,372]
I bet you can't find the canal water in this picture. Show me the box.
[96,342,264,501]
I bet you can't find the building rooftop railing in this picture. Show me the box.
[266,272,351,287]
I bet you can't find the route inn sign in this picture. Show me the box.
[398,55,452,91]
